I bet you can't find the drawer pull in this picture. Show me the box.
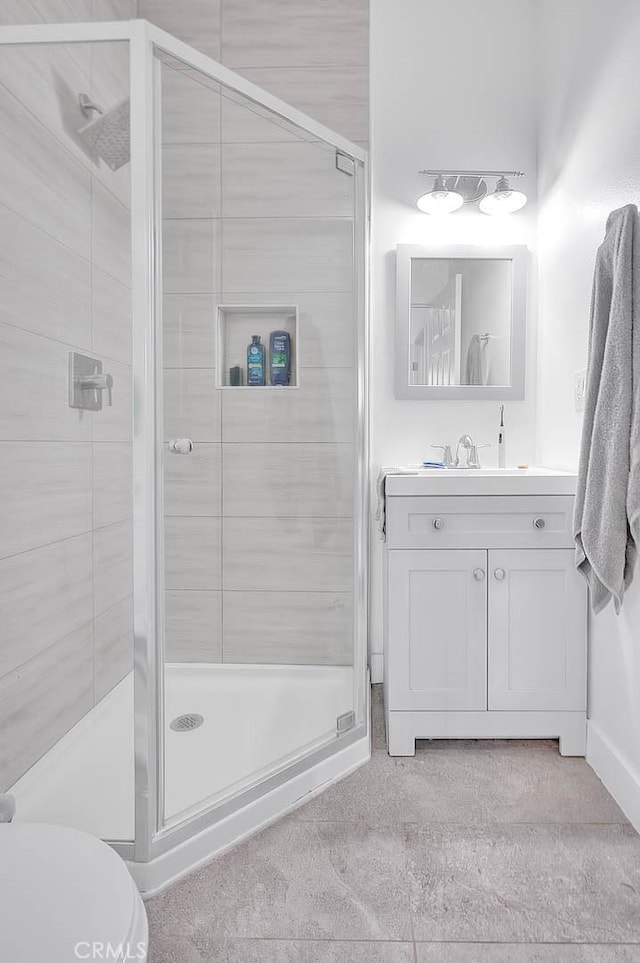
[473,568,485,581]
[432,517,444,531]
[533,516,546,529]
[494,568,506,581]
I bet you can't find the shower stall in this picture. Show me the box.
[0,19,368,892]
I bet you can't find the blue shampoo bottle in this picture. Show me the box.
[247,334,266,385]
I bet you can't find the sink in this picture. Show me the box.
[385,466,577,496]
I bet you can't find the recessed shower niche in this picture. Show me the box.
[217,305,299,387]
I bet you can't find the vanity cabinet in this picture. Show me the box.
[383,491,587,756]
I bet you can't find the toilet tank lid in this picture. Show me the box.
[0,823,146,962]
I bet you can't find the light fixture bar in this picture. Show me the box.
[419,169,525,178]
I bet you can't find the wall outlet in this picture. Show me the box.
[574,369,587,412]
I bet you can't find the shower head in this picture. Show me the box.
[78,93,130,171]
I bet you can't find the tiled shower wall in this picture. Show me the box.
[0,0,136,790]
[148,0,369,665]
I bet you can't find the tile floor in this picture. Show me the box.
[147,686,640,962]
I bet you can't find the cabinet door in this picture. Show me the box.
[488,549,587,711]
[387,549,487,711]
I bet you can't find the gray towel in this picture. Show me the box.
[574,204,640,612]
[465,334,490,385]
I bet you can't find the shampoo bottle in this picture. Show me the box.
[269,330,291,386]
[247,335,265,386]
[497,404,506,468]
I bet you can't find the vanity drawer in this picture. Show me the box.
[386,495,575,549]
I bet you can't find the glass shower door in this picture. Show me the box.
[155,51,364,829]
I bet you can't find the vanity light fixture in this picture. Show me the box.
[417,169,526,215]
[479,175,527,215]
[416,174,464,214]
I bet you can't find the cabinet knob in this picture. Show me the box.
[533,516,546,530]
[494,568,506,581]
[432,517,444,531]
[473,568,485,581]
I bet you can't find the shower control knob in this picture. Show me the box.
[169,438,193,455]
[533,517,546,529]
[473,568,485,581]
[494,568,506,581]
[432,517,444,531]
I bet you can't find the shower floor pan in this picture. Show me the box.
[9,663,353,842]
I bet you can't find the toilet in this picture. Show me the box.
[0,821,148,963]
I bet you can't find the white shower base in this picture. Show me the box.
[9,664,353,842]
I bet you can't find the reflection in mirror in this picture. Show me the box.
[410,258,512,387]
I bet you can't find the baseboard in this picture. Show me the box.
[370,652,383,684]
[587,721,640,833]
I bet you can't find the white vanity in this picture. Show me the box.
[383,468,587,756]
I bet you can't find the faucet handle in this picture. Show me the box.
[467,443,490,469]
[431,444,454,468]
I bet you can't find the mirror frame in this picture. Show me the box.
[395,244,527,400]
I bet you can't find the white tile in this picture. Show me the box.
[223,590,353,664]
[0,534,93,678]
[0,621,94,790]
[221,142,353,218]
[165,516,221,591]
[139,0,221,58]
[92,180,131,287]
[0,323,92,442]
[237,66,369,143]
[163,368,221,442]
[163,144,221,218]
[163,442,221,516]
[30,0,93,23]
[0,1,41,24]
[163,218,221,294]
[93,520,133,616]
[0,203,91,349]
[163,295,217,369]
[92,358,132,444]
[89,40,132,208]
[0,442,91,559]
[161,66,220,145]
[93,442,132,529]
[165,590,222,662]
[222,218,353,293]
[0,84,91,257]
[92,0,137,18]
[221,0,368,68]
[221,92,303,145]
[223,517,353,592]
[0,42,94,171]
[220,291,356,368]
[222,368,355,443]
[92,266,131,366]
[94,595,133,701]
[222,443,354,517]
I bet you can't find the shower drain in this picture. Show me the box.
[170,713,204,732]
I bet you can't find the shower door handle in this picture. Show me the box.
[168,438,193,454]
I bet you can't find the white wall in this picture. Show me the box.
[537,0,640,826]
[369,0,538,669]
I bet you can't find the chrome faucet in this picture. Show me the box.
[454,434,475,468]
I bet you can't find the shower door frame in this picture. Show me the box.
[0,19,369,878]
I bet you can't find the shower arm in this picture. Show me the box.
[78,92,104,117]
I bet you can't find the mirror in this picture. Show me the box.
[395,245,527,400]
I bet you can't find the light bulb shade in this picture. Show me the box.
[479,177,527,215]
[416,175,464,214]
